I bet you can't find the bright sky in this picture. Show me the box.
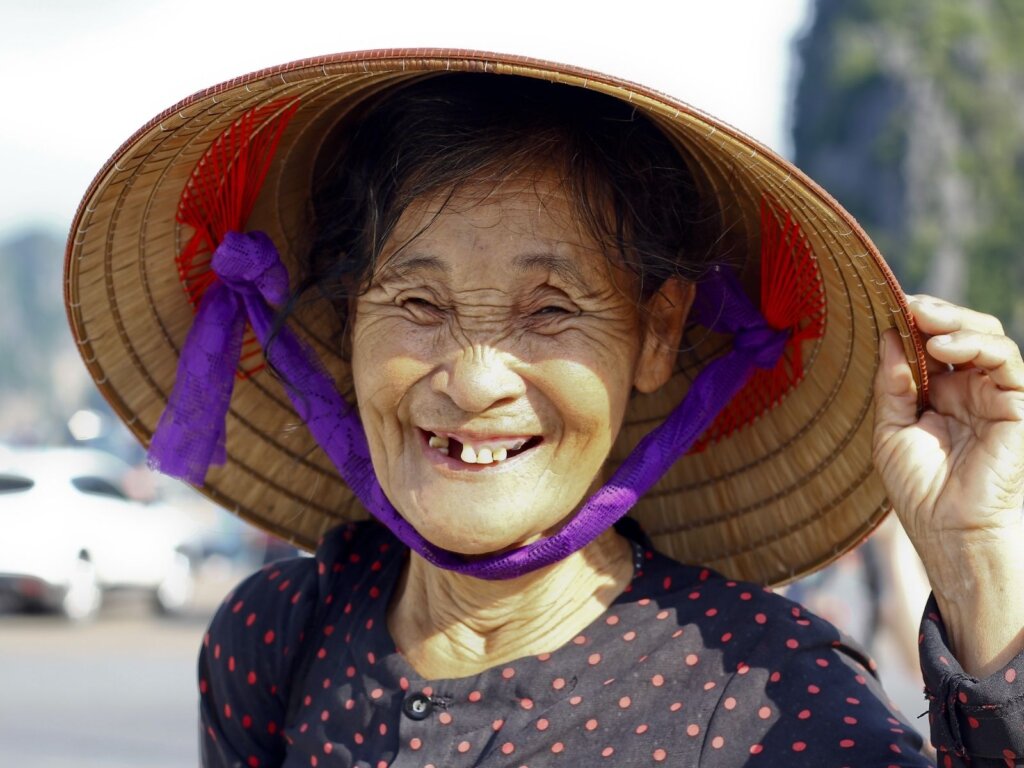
[0,0,810,239]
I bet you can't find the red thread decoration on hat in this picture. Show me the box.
[175,96,301,379]
[692,198,826,451]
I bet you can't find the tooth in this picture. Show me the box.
[460,444,477,463]
[428,435,449,449]
[512,440,525,451]
[493,448,508,462]
[476,448,493,464]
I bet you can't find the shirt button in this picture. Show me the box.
[402,693,433,721]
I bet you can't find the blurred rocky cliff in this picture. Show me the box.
[793,0,1024,341]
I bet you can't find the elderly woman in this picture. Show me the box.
[66,52,1023,766]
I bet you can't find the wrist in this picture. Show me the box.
[923,528,1024,678]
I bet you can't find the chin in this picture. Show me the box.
[400,498,560,558]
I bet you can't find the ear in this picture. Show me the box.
[633,277,694,394]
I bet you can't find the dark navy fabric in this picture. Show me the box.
[199,521,1023,766]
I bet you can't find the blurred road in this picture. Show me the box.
[0,565,244,768]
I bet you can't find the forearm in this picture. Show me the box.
[924,525,1024,678]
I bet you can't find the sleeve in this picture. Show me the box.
[919,594,1024,767]
[711,599,933,767]
[199,554,319,768]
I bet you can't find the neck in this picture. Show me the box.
[387,527,634,679]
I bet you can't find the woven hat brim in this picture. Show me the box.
[65,49,927,586]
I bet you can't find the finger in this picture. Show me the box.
[873,328,919,435]
[927,367,1024,424]
[927,331,1024,391]
[909,295,1005,338]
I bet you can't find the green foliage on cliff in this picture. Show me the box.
[794,0,1024,340]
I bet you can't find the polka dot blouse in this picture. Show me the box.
[200,520,1024,766]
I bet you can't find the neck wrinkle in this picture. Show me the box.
[388,527,633,680]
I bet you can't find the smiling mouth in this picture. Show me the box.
[421,430,543,465]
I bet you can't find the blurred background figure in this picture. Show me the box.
[1,0,1021,764]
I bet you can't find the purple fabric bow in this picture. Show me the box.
[150,234,789,580]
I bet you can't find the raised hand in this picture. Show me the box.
[873,295,1024,677]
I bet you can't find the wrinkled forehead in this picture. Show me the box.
[376,167,624,284]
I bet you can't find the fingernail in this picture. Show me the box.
[932,334,952,346]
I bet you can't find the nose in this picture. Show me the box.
[432,343,526,413]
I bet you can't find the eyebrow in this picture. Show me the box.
[381,250,594,293]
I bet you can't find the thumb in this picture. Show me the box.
[873,328,920,440]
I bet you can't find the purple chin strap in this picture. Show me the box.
[149,231,789,580]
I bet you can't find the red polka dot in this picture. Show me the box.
[588,653,602,665]
[723,697,737,710]
[623,631,637,642]
[816,658,829,668]
[573,634,587,645]
[846,697,860,705]
[438,712,453,725]
[844,716,858,725]
[840,739,855,748]
[721,632,733,643]
[552,677,566,690]
[705,608,718,617]
[310,758,317,767]
[520,698,534,710]
[651,674,665,687]
[1004,749,1018,760]
[807,684,820,694]
[242,715,252,729]
[586,719,599,731]
[618,696,632,709]
[468,690,482,702]
[770,671,781,683]
[246,671,257,686]
[968,716,981,729]
[656,610,670,620]
[536,718,549,731]
[653,748,667,762]
[493,719,505,731]
[1006,668,1018,683]
[354,733,364,745]
[602,747,615,758]
[750,744,763,755]
[551,742,565,754]
[570,695,583,706]
[245,612,256,626]
[606,615,620,625]
[786,638,799,649]
[457,741,471,754]
[635,724,649,735]
[758,706,772,719]
[323,743,333,754]
[200,679,208,695]
[793,741,807,752]
[798,709,811,720]
[712,736,724,749]
[501,743,515,755]
[263,630,275,645]
[670,702,682,712]
[379,723,387,736]
[703,681,717,691]
[685,654,699,666]
[370,688,383,699]
[248,757,259,768]
[409,738,422,751]
[502,667,516,680]
[224,703,232,719]
[686,724,700,737]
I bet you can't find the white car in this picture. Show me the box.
[0,446,204,620]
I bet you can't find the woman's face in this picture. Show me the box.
[350,170,687,556]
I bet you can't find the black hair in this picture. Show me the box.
[285,72,718,356]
